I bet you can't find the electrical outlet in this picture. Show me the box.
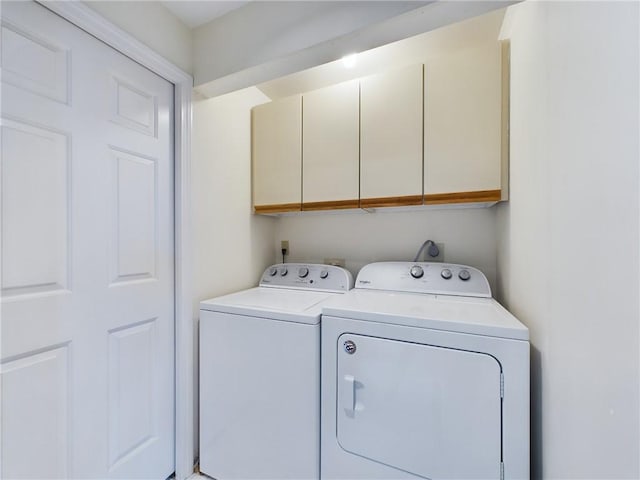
[423,242,444,262]
[281,240,289,254]
[324,258,345,267]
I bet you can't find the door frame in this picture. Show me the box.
[34,3,195,479]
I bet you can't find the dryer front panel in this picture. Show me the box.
[336,333,502,479]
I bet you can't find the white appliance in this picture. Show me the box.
[321,262,529,480]
[200,263,353,480]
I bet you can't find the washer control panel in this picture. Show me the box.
[355,262,491,298]
[260,263,354,292]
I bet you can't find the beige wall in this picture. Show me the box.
[192,2,424,88]
[497,2,639,477]
[192,2,511,98]
[84,1,193,74]
[192,86,275,309]
[275,207,498,291]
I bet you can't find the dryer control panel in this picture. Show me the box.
[260,263,354,292]
[355,262,491,298]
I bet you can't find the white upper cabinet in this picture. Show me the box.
[252,95,302,212]
[302,80,359,209]
[251,39,508,213]
[424,42,506,203]
[360,64,424,207]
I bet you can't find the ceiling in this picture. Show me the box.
[161,1,250,28]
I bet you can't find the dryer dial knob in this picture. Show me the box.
[458,269,471,281]
[441,268,452,280]
[319,270,329,279]
[279,267,288,276]
[298,267,309,278]
[410,265,424,279]
[269,267,278,276]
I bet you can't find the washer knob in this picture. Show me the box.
[298,267,309,278]
[269,267,278,276]
[279,267,288,276]
[319,270,329,279]
[458,269,471,281]
[410,265,424,279]
[441,268,452,280]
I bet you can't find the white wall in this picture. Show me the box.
[84,1,193,74]
[275,207,498,290]
[496,2,639,478]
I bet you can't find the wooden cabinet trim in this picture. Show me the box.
[424,190,501,205]
[254,203,302,214]
[360,195,424,208]
[302,199,360,211]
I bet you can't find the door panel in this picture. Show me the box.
[424,42,503,195]
[1,346,71,479]
[1,119,70,296]
[108,320,158,469]
[1,2,174,478]
[0,20,70,104]
[109,148,158,284]
[110,77,158,137]
[302,80,359,205]
[252,95,302,209]
[360,64,423,201]
[337,334,502,479]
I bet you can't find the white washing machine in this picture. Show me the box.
[200,263,353,480]
[321,262,529,480]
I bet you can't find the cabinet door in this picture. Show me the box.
[360,64,423,208]
[424,42,505,204]
[303,80,359,210]
[252,95,302,213]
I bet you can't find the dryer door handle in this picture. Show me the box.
[342,374,356,413]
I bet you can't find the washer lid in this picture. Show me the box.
[322,290,529,340]
[200,287,340,325]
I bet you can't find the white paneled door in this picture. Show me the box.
[1,2,175,478]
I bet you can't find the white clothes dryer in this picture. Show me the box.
[200,263,353,480]
[321,262,529,480]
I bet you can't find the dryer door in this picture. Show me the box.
[336,333,502,479]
